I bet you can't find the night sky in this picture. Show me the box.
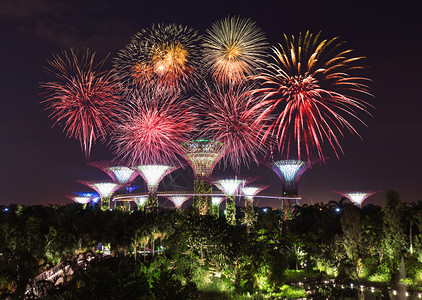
[1,0,421,207]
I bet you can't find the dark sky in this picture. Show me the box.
[0,0,421,207]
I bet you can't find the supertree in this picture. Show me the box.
[271,160,309,219]
[77,181,121,211]
[132,195,148,210]
[182,139,224,215]
[113,89,195,166]
[41,48,121,158]
[165,195,192,210]
[197,83,270,170]
[135,165,176,213]
[88,161,138,186]
[211,196,225,216]
[255,31,372,161]
[215,179,245,225]
[241,185,268,234]
[65,192,97,208]
[334,191,379,207]
[113,23,201,93]
[202,16,268,85]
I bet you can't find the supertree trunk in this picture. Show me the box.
[101,197,111,211]
[145,193,158,213]
[226,196,236,225]
[194,179,213,215]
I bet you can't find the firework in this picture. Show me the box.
[41,48,121,158]
[113,90,195,166]
[334,191,379,207]
[197,84,270,169]
[202,16,268,84]
[256,31,372,161]
[113,23,201,92]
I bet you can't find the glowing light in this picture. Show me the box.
[216,179,244,196]
[68,196,92,204]
[241,186,267,202]
[89,162,137,185]
[211,196,225,206]
[41,48,121,158]
[255,31,372,161]
[136,165,174,193]
[271,160,309,196]
[182,140,224,179]
[166,196,191,209]
[334,191,379,207]
[133,196,148,208]
[79,181,120,198]
[202,16,268,84]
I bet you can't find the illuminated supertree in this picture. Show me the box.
[113,90,195,166]
[334,191,379,207]
[202,16,268,84]
[135,165,176,213]
[165,195,192,210]
[211,196,225,216]
[132,195,148,210]
[241,185,268,234]
[271,160,309,196]
[78,181,120,210]
[66,192,98,208]
[182,140,224,215]
[88,161,138,186]
[215,179,245,225]
[197,84,270,169]
[255,31,372,161]
[41,48,121,158]
[113,23,201,92]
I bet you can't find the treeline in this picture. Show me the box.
[1,190,422,299]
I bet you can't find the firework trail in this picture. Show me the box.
[255,31,372,161]
[113,23,201,93]
[202,16,268,85]
[113,89,196,166]
[41,48,121,158]
[197,83,270,170]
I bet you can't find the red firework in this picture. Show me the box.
[41,48,121,158]
[255,31,372,161]
[197,84,270,169]
[113,90,195,166]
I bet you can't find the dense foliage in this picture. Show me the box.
[1,191,422,299]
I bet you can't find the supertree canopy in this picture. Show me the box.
[165,195,192,209]
[255,31,372,161]
[113,23,201,92]
[182,139,224,215]
[132,195,148,209]
[334,191,379,207]
[78,181,121,210]
[113,90,195,166]
[211,196,225,216]
[65,193,96,205]
[41,48,121,158]
[241,186,268,203]
[271,160,309,196]
[135,165,176,212]
[88,161,138,185]
[215,178,245,225]
[202,16,268,84]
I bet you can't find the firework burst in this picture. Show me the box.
[197,84,270,169]
[255,31,372,161]
[202,16,268,84]
[41,48,121,158]
[113,23,201,92]
[113,90,195,166]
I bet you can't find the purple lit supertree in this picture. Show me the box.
[78,181,121,211]
[113,23,201,93]
[165,195,192,210]
[88,161,138,186]
[182,139,224,215]
[41,48,121,158]
[135,165,177,213]
[113,89,196,166]
[215,179,245,225]
[334,191,379,207]
[255,31,372,161]
[197,83,271,170]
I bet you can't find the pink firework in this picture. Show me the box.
[113,90,195,166]
[41,48,121,158]
[197,84,270,169]
[255,31,372,161]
